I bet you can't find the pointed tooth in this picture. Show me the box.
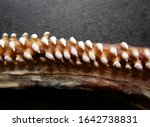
[0,39,5,48]
[145,62,150,70]
[32,43,40,53]
[9,41,15,51]
[41,37,49,46]
[45,52,55,60]
[31,34,38,39]
[76,59,82,65]
[121,52,129,61]
[96,43,103,52]
[82,54,90,63]
[11,33,17,38]
[101,56,108,65]
[19,37,26,45]
[121,42,128,50]
[23,52,33,61]
[60,38,67,47]
[2,33,8,38]
[70,37,76,44]
[85,40,93,48]
[110,47,117,56]
[94,61,99,67]
[113,61,121,68]
[43,31,50,36]
[55,51,63,60]
[4,55,13,62]
[78,41,85,50]
[144,49,150,60]
[125,64,132,70]
[134,62,143,71]
[71,47,78,57]
[132,49,139,58]
[88,51,95,61]
[22,32,28,37]
[16,55,24,62]
[63,50,71,60]
[50,36,57,45]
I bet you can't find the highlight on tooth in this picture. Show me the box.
[0,39,5,48]
[4,55,13,62]
[96,43,103,52]
[55,51,63,60]
[31,34,38,39]
[101,56,108,65]
[134,62,143,71]
[82,54,90,63]
[121,42,128,50]
[88,51,96,61]
[121,52,129,61]
[19,37,26,45]
[41,37,49,46]
[71,47,78,57]
[132,49,139,58]
[78,41,85,50]
[60,38,67,47]
[23,52,33,60]
[45,52,55,60]
[144,49,150,60]
[63,50,71,60]
[70,37,76,44]
[32,43,40,53]
[113,61,121,68]
[9,41,15,51]
[85,40,93,48]
[11,33,17,38]
[50,36,57,45]
[110,47,117,56]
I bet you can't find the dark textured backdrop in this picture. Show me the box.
[0,0,150,109]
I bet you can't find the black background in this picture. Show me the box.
[0,0,149,109]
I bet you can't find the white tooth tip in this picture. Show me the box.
[121,52,129,61]
[60,38,67,47]
[146,62,150,70]
[94,61,99,67]
[55,51,63,60]
[16,56,24,62]
[144,49,150,60]
[76,60,82,65]
[82,55,90,63]
[96,43,103,52]
[43,31,50,36]
[78,41,85,50]
[113,61,121,68]
[121,42,128,49]
[31,34,38,39]
[132,49,139,58]
[22,32,28,37]
[19,37,26,45]
[101,57,108,65]
[32,43,40,53]
[134,63,143,70]
[88,51,95,61]
[110,47,117,56]
[70,37,76,44]
[2,33,8,37]
[50,36,57,45]
[71,47,78,57]
[64,51,71,59]
[0,39,5,48]
[85,40,93,48]
[41,37,49,45]
[45,52,55,60]
[9,41,15,51]
[125,64,132,70]
[23,52,33,60]
[11,33,16,38]
[4,56,12,62]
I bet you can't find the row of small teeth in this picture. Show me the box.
[0,32,150,71]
